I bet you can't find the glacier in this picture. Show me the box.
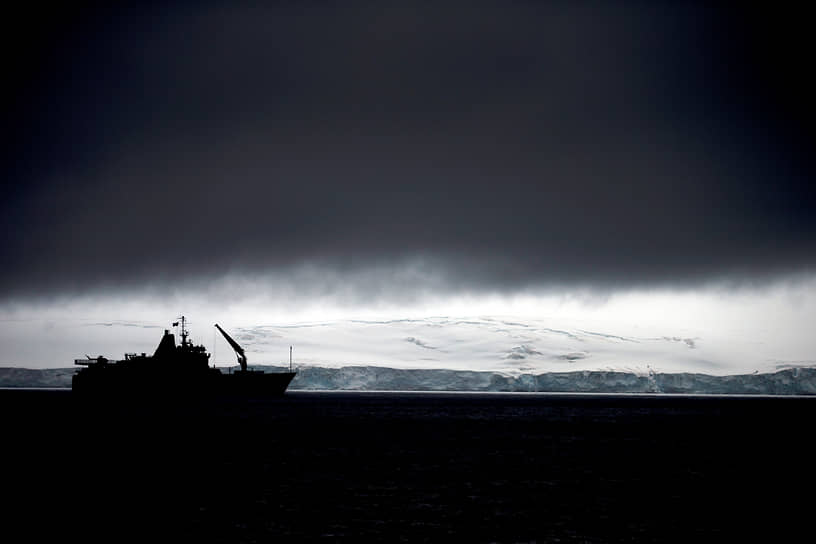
[3,309,815,395]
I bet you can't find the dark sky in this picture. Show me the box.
[2,2,814,300]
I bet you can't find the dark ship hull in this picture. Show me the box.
[72,318,296,398]
[72,368,297,397]
[219,370,297,396]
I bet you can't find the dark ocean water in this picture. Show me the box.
[3,390,814,542]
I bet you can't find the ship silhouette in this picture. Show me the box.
[72,316,296,396]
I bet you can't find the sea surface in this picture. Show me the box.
[3,390,814,542]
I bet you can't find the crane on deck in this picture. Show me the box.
[215,324,248,372]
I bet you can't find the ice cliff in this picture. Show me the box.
[277,366,816,395]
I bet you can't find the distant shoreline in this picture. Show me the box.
[2,365,815,395]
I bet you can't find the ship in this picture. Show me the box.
[72,316,297,397]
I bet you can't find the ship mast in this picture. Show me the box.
[178,315,189,346]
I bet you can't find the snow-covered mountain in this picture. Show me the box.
[219,315,811,377]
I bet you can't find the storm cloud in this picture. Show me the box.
[3,2,814,300]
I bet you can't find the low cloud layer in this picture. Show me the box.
[2,3,814,301]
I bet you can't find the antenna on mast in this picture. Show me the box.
[290,346,293,373]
